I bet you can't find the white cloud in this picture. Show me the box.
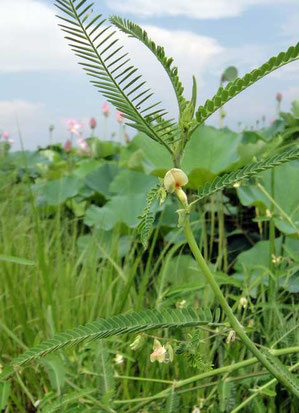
[0,100,49,149]
[0,0,78,72]
[107,0,295,19]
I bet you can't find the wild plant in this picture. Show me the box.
[1,0,299,408]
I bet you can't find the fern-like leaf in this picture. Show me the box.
[110,16,186,115]
[196,43,299,124]
[11,308,213,367]
[137,184,160,249]
[195,147,299,200]
[55,0,174,153]
[165,387,180,412]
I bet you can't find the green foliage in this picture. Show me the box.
[137,184,160,248]
[11,308,213,367]
[196,43,299,124]
[222,66,238,82]
[237,160,299,235]
[96,342,115,402]
[0,381,10,411]
[55,0,175,153]
[40,389,96,413]
[196,147,299,200]
[165,387,180,412]
[41,355,66,395]
[0,254,35,266]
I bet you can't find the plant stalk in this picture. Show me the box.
[183,216,299,396]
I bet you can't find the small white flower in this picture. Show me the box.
[176,299,187,309]
[233,181,241,188]
[114,353,124,365]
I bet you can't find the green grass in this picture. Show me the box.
[0,159,298,412]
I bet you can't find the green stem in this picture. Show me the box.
[256,182,299,236]
[183,217,299,396]
[121,346,299,411]
[231,362,299,413]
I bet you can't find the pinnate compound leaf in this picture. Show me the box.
[137,184,160,248]
[165,387,180,412]
[196,147,299,200]
[55,1,174,153]
[196,43,299,124]
[11,308,213,366]
[110,16,185,115]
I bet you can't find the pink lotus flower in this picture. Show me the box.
[89,117,97,130]
[2,131,9,139]
[116,111,124,124]
[276,92,282,102]
[67,118,83,136]
[102,102,110,117]
[77,137,89,150]
[64,139,72,152]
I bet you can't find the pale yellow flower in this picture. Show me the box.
[163,168,188,193]
[240,297,248,309]
[150,339,167,363]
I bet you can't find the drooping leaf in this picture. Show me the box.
[11,308,214,366]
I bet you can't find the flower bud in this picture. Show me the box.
[2,131,9,140]
[226,329,236,344]
[129,334,144,351]
[163,168,188,193]
[116,111,124,124]
[64,139,72,152]
[102,102,110,117]
[276,92,282,102]
[240,297,247,309]
[89,117,97,130]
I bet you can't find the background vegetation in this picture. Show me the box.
[0,99,298,411]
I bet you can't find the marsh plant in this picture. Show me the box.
[1,0,299,411]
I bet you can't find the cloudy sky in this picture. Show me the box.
[1,0,299,149]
